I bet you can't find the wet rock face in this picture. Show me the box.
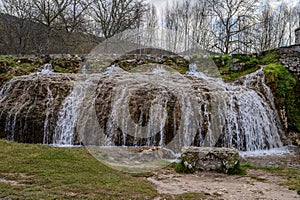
[94,73,182,147]
[181,146,240,173]
[0,73,75,143]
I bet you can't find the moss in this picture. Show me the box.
[263,63,300,132]
[171,161,193,174]
[263,63,296,95]
[211,160,247,175]
[212,54,261,81]
[260,53,278,65]
[54,65,67,73]
[222,66,260,81]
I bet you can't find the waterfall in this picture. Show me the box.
[0,62,284,152]
[40,63,54,74]
[53,74,99,146]
[51,64,283,152]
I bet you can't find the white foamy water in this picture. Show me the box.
[49,64,285,152]
[239,146,293,157]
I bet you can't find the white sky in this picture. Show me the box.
[147,0,300,19]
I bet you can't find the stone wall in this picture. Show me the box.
[277,46,300,79]
[295,28,300,45]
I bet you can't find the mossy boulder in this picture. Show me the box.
[180,146,240,174]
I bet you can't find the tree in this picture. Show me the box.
[143,4,158,44]
[90,0,148,39]
[32,0,70,53]
[207,0,257,54]
[190,1,213,50]
[59,0,93,53]
[0,0,34,54]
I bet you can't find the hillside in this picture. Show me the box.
[0,13,103,55]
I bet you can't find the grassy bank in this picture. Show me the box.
[0,139,157,199]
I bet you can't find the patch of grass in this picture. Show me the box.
[260,53,278,65]
[0,139,158,199]
[240,163,258,170]
[171,161,193,174]
[226,161,247,175]
[250,176,267,182]
[173,192,214,199]
[212,54,260,81]
[54,65,67,73]
[222,66,260,81]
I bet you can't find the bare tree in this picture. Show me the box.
[32,0,70,53]
[59,0,93,53]
[255,2,275,51]
[90,0,147,39]
[190,0,213,51]
[207,0,257,54]
[143,4,158,44]
[144,4,157,29]
[0,0,34,54]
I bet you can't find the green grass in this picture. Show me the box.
[260,53,278,65]
[0,139,158,199]
[263,63,297,95]
[221,66,260,81]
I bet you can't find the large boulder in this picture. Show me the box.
[181,146,240,173]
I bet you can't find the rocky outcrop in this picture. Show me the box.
[181,146,240,173]
[0,73,75,143]
[0,55,83,87]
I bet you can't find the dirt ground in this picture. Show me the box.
[147,168,299,200]
[147,151,300,200]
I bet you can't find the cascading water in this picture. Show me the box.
[0,61,285,153]
[49,63,284,153]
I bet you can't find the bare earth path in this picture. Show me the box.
[147,169,299,199]
[147,151,300,199]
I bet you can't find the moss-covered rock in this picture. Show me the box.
[112,54,189,74]
[263,63,300,135]
[0,73,75,143]
[0,55,83,87]
[180,146,241,174]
